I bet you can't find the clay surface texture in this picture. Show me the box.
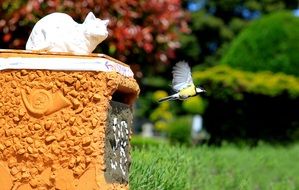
[26,12,109,54]
[0,67,139,190]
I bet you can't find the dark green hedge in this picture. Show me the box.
[192,65,299,144]
[221,11,299,76]
[167,116,192,145]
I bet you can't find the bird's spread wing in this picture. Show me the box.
[172,61,194,91]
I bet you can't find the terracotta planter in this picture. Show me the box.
[0,50,139,190]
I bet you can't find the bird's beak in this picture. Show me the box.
[196,87,206,93]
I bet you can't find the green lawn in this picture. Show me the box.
[130,143,299,190]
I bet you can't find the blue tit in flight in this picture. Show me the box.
[158,61,206,103]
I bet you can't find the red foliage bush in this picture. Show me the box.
[0,0,189,66]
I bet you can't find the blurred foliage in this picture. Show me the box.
[178,0,298,66]
[221,11,299,76]
[0,0,189,76]
[131,135,169,149]
[152,90,168,102]
[149,100,173,132]
[167,116,192,145]
[193,65,299,99]
[173,3,299,144]
[142,62,299,144]
[137,89,195,144]
[192,65,299,144]
[142,77,170,88]
[178,2,299,144]
[136,90,172,129]
[182,96,206,114]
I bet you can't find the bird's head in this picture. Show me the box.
[195,86,206,93]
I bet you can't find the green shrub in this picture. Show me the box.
[182,96,206,114]
[167,116,192,145]
[131,135,168,149]
[192,65,299,143]
[221,11,299,76]
[193,65,299,100]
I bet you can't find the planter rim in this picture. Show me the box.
[0,49,134,77]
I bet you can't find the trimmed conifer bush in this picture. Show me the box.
[221,11,299,76]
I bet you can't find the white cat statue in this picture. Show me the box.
[26,12,109,54]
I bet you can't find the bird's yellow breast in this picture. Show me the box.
[178,84,196,98]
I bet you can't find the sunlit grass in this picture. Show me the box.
[130,143,299,190]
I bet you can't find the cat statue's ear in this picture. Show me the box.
[102,19,109,26]
[84,12,96,23]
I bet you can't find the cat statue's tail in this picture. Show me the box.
[26,29,50,51]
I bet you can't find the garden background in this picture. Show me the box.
[1,0,299,189]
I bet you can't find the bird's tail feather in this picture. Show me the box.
[158,95,176,103]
